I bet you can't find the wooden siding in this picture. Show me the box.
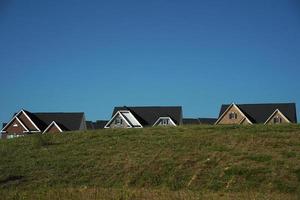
[265,111,290,125]
[240,118,251,125]
[217,105,245,125]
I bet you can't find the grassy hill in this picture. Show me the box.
[1,125,300,199]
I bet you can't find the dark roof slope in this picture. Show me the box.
[93,120,109,129]
[2,123,7,129]
[183,118,200,125]
[219,103,297,123]
[86,121,94,130]
[183,118,217,125]
[112,106,183,126]
[199,118,217,125]
[33,112,85,131]
[10,110,86,131]
[86,120,108,130]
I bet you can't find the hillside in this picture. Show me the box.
[1,125,300,199]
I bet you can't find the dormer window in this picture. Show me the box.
[153,117,176,127]
[273,116,282,124]
[161,119,169,125]
[229,112,237,120]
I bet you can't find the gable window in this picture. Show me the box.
[229,112,237,120]
[115,117,123,125]
[273,116,282,124]
[161,119,169,125]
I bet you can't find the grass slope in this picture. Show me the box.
[1,125,300,199]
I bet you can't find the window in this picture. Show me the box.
[161,119,169,125]
[7,135,14,139]
[273,116,282,124]
[13,123,18,127]
[7,134,24,139]
[229,112,237,120]
[115,117,123,125]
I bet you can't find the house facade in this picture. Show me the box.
[215,103,297,125]
[1,109,87,139]
[105,106,182,128]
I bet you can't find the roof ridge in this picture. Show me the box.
[116,106,182,108]
[223,103,295,106]
[33,112,84,114]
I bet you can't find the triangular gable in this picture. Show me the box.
[153,117,177,126]
[215,103,253,125]
[1,110,41,133]
[43,121,63,133]
[104,111,133,128]
[264,109,291,124]
[105,110,143,128]
[1,117,30,133]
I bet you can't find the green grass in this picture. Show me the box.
[1,125,300,199]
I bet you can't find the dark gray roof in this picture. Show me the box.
[199,118,217,124]
[86,121,94,130]
[112,106,183,126]
[86,120,108,130]
[183,118,200,125]
[183,118,217,125]
[93,120,108,129]
[21,110,85,131]
[2,123,7,129]
[219,103,297,123]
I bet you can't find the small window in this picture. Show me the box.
[115,117,122,125]
[161,119,169,125]
[7,134,22,139]
[229,112,237,120]
[13,123,18,127]
[273,116,282,124]
[7,135,14,139]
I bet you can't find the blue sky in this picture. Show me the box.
[0,0,300,123]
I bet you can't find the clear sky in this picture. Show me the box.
[0,0,300,123]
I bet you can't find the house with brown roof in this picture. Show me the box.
[1,109,87,139]
[215,103,297,125]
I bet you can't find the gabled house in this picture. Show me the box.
[104,106,182,128]
[215,103,297,125]
[1,109,87,139]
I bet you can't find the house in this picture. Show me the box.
[104,106,182,128]
[86,120,109,130]
[1,109,87,139]
[215,103,297,125]
[183,118,217,125]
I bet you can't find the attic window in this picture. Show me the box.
[115,117,123,125]
[229,112,237,120]
[161,119,169,125]
[273,116,282,124]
